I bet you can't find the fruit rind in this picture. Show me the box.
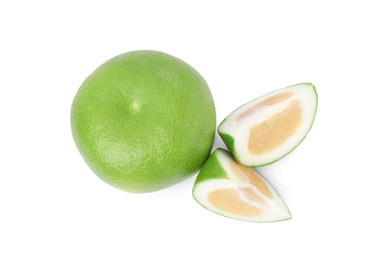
[192,149,228,185]
[217,132,238,156]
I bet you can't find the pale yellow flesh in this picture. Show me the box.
[239,186,266,204]
[207,189,262,217]
[206,160,273,217]
[229,161,272,198]
[248,99,303,155]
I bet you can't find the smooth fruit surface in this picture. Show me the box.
[71,50,216,192]
[218,83,317,167]
[192,149,291,222]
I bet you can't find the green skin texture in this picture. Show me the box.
[71,50,216,192]
[193,148,228,185]
[218,83,318,167]
[192,148,291,223]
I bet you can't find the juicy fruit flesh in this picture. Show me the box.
[248,99,303,155]
[207,159,273,217]
[230,161,273,198]
[207,189,262,217]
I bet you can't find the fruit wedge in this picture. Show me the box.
[218,83,317,167]
[192,149,291,222]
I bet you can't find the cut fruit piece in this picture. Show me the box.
[192,149,291,223]
[218,83,317,167]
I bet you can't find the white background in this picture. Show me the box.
[1,0,389,259]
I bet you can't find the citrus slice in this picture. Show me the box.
[192,149,291,222]
[218,83,317,167]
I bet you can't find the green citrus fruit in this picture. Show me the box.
[218,83,317,167]
[71,50,216,192]
[192,148,291,222]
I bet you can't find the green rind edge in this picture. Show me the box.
[217,131,237,156]
[195,202,292,223]
[193,148,228,186]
